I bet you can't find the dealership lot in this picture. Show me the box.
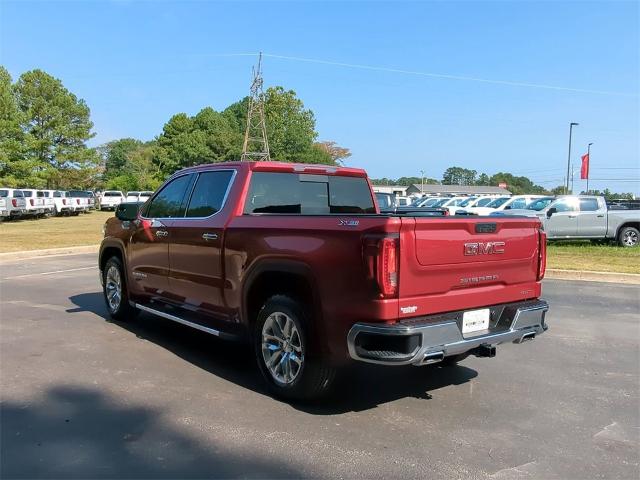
[1,254,638,479]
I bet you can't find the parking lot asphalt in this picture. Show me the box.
[1,253,638,479]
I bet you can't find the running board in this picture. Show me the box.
[134,303,223,337]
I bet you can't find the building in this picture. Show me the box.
[371,185,409,196]
[406,184,511,196]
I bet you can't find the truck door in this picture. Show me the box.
[128,173,194,300]
[167,169,236,320]
[577,197,607,237]
[544,198,578,238]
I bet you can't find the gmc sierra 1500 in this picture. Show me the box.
[99,161,549,400]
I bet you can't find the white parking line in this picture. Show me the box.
[3,266,96,280]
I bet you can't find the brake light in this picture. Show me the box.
[30,199,34,206]
[12,199,17,207]
[377,237,399,298]
[63,198,67,205]
[76,199,80,205]
[537,229,547,280]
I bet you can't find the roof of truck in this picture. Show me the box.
[176,161,368,178]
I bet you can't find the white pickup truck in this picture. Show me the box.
[100,191,125,211]
[39,190,75,216]
[0,188,27,219]
[68,190,93,213]
[495,195,640,247]
[21,189,46,218]
[36,190,56,215]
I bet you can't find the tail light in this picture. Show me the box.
[76,199,80,205]
[30,199,34,206]
[376,237,399,298]
[63,198,67,205]
[12,199,17,207]
[537,229,547,280]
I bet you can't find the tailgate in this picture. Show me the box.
[398,217,543,316]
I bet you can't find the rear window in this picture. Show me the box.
[68,190,89,197]
[37,191,48,197]
[53,191,64,198]
[0,190,7,197]
[22,190,33,197]
[244,172,375,215]
[104,191,123,197]
[12,190,24,197]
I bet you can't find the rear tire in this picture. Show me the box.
[618,226,639,248]
[102,256,137,321]
[254,295,335,401]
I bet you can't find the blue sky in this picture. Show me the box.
[1,0,638,193]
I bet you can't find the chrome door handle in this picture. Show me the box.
[155,230,168,237]
[202,233,218,241]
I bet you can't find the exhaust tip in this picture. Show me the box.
[514,331,536,344]
[421,351,445,365]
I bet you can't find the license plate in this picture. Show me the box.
[462,308,490,334]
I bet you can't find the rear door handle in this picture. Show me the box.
[597,214,604,218]
[202,233,218,241]
[568,215,577,218]
[155,230,168,237]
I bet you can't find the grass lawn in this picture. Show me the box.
[0,211,112,253]
[1,213,639,274]
[547,241,640,274]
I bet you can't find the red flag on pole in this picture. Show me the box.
[580,153,589,180]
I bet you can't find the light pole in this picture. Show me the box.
[420,170,425,196]
[566,122,579,194]
[586,143,593,193]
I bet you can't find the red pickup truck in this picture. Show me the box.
[99,161,549,399]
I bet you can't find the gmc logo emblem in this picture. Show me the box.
[464,241,506,256]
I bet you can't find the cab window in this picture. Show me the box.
[144,174,194,218]
[552,198,578,212]
[579,198,599,212]
[185,171,234,217]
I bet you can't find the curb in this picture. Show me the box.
[0,245,100,262]
[546,268,640,285]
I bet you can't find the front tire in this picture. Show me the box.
[102,256,137,321]
[618,226,639,247]
[254,295,335,401]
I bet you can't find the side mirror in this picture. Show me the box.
[116,202,141,221]
[546,207,557,218]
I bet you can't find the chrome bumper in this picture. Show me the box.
[347,300,549,366]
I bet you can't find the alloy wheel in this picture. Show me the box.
[105,265,122,312]
[623,230,638,247]
[261,312,304,385]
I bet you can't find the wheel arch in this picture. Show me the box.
[616,222,640,238]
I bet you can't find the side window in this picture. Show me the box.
[185,171,234,217]
[580,198,599,212]
[508,198,527,209]
[145,175,193,218]
[553,199,577,212]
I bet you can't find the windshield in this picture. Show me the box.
[526,197,555,211]
[486,197,510,208]
[450,197,467,206]
[475,197,494,207]
[459,197,477,207]
[432,198,452,207]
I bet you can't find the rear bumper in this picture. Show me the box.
[347,300,548,366]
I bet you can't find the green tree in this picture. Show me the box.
[100,138,143,179]
[442,166,477,185]
[0,66,30,186]
[489,172,547,195]
[314,141,351,165]
[13,69,97,187]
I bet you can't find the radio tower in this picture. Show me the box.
[241,53,270,161]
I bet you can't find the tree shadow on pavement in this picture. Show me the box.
[1,385,302,479]
[68,292,478,415]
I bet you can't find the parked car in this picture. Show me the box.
[36,190,56,216]
[20,189,46,218]
[396,196,411,207]
[465,195,545,216]
[67,190,93,213]
[99,161,549,400]
[100,191,125,210]
[0,188,27,219]
[126,191,153,203]
[375,192,397,212]
[38,190,76,216]
[496,195,640,247]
